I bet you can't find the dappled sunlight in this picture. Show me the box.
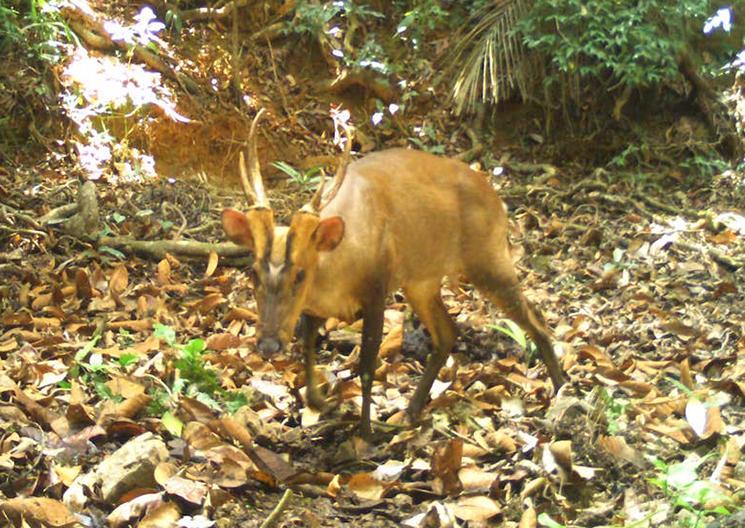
[60,5,188,183]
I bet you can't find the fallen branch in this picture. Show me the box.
[100,237,251,263]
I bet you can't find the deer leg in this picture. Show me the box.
[469,266,565,390]
[299,314,327,410]
[359,285,385,438]
[404,281,458,420]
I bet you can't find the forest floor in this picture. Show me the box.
[1,3,745,528]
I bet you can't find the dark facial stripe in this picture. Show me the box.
[260,230,274,267]
[284,232,295,267]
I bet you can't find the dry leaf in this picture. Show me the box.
[157,259,171,285]
[162,475,208,505]
[109,265,129,296]
[597,436,644,467]
[205,250,219,278]
[431,438,463,496]
[519,506,537,528]
[138,502,182,528]
[346,472,387,500]
[452,495,500,522]
[106,492,165,528]
[458,466,497,492]
[0,497,78,528]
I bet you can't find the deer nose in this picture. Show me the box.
[257,337,282,356]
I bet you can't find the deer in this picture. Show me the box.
[222,109,566,437]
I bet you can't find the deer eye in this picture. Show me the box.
[294,270,306,286]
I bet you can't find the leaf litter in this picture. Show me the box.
[1,160,743,528]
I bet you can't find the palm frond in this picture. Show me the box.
[445,0,535,114]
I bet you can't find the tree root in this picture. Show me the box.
[178,0,252,21]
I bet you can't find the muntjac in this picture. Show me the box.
[222,109,565,436]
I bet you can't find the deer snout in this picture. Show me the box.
[257,336,283,357]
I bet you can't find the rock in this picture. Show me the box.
[63,432,169,511]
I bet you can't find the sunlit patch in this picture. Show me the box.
[59,6,188,182]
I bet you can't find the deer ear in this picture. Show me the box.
[313,216,344,251]
[222,209,254,248]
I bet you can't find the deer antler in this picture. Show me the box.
[239,108,269,209]
[306,123,353,213]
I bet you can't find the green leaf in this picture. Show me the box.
[489,319,528,349]
[74,336,100,363]
[118,353,138,367]
[161,411,183,437]
[537,513,566,528]
[153,324,176,346]
[182,338,206,356]
[99,246,126,260]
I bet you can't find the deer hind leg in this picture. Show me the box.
[404,280,458,419]
[467,256,566,390]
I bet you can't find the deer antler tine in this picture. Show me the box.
[247,108,268,208]
[320,123,353,209]
[238,151,258,205]
[309,168,327,212]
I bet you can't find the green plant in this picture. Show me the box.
[395,0,448,50]
[599,388,628,434]
[67,335,124,402]
[0,1,70,65]
[679,151,729,178]
[408,123,445,154]
[649,454,732,527]
[284,1,388,73]
[537,513,566,527]
[272,161,322,192]
[173,337,220,395]
[514,0,716,122]
[489,318,529,350]
[287,1,342,37]
[153,324,219,396]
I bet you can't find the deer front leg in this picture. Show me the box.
[299,314,328,410]
[359,285,385,438]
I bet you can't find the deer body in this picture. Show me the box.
[223,111,565,437]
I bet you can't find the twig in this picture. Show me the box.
[259,489,293,528]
